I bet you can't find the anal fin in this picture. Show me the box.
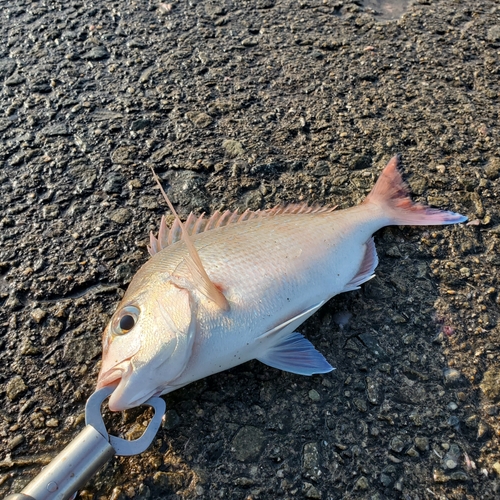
[342,237,378,292]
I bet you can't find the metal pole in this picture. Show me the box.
[3,495,36,500]
[5,426,114,500]
[2,388,165,500]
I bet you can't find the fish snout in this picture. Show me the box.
[97,328,142,391]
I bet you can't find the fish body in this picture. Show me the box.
[97,156,466,411]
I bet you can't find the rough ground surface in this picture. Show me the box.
[0,0,499,499]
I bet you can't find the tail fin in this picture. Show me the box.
[363,155,467,226]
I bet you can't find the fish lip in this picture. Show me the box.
[96,368,122,390]
[108,387,160,412]
[107,377,161,412]
[96,359,131,390]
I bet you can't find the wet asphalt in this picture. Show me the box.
[0,0,499,499]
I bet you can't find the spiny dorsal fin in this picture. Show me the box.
[150,169,230,311]
[149,203,337,256]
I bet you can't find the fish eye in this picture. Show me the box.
[113,305,140,336]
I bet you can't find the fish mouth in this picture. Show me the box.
[107,369,163,411]
[97,359,162,411]
[96,360,130,390]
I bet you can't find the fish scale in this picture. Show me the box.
[158,213,368,378]
[146,211,365,329]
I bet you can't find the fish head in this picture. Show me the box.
[97,275,196,411]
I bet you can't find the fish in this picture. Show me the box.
[96,156,467,411]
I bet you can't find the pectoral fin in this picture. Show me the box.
[151,168,229,311]
[257,332,334,375]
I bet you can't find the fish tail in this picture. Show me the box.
[363,155,467,226]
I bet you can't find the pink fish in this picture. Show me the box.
[97,156,466,411]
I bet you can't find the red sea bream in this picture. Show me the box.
[96,156,467,411]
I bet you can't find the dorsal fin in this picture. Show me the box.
[150,169,230,311]
[149,203,337,256]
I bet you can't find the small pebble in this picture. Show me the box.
[222,139,244,157]
[477,421,490,439]
[137,484,151,499]
[443,444,461,470]
[186,111,212,128]
[8,434,25,450]
[484,405,497,416]
[6,376,28,401]
[45,418,59,428]
[109,487,126,500]
[406,446,419,458]
[128,179,142,189]
[354,476,369,490]
[83,46,109,61]
[108,208,132,225]
[31,308,47,323]
[448,415,460,429]
[492,462,500,476]
[303,482,321,499]
[444,459,457,469]
[162,409,180,430]
[443,368,462,385]
[125,422,147,440]
[353,398,367,412]
[394,476,404,491]
[232,426,265,462]
[114,263,133,283]
[459,267,471,277]
[365,376,381,404]
[303,442,320,478]
[308,389,320,402]
[42,204,60,220]
[449,471,469,481]
[414,436,429,451]
[380,473,392,487]
[389,436,405,453]
[480,367,500,400]
[465,415,478,428]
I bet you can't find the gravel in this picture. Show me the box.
[1,0,500,499]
